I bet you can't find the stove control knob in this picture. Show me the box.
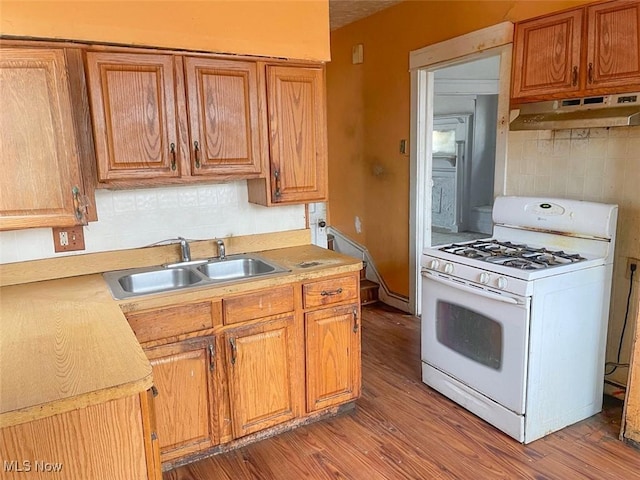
[497,277,508,290]
[479,272,490,285]
[444,263,454,274]
[429,259,440,270]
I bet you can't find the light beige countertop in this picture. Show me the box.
[0,242,360,428]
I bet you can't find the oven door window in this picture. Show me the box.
[436,301,502,370]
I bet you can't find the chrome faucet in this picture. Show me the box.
[216,239,226,260]
[178,237,191,262]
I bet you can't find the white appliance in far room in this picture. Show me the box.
[420,196,618,443]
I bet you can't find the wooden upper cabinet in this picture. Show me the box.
[184,57,262,176]
[225,316,300,438]
[85,52,180,181]
[248,64,327,205]
[86,52,266,186]
[586,1,640,89]
[512,0,640,102]
[0,48,86,230]
[512,9,583,99]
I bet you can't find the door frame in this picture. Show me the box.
[408,22,514,315]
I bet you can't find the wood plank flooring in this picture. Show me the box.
[164,304,639,480]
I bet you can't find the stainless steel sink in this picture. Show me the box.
[118,268,203,294]
[103,254,289,300]
[198,256,287,280]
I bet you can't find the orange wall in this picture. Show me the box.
[0,1,330,60]
[327,0,594,297]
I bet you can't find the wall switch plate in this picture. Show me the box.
[626,257,639,281]
[53,226,86,253]
[352,44,364,64]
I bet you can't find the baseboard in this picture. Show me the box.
[327,227,410,313]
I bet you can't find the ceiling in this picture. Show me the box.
[329,0,403,31]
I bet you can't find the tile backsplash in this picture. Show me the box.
[0,181,305,264]
[507,126,640,387]
[506,127,640,204]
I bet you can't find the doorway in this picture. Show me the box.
[430,56,500,247]
[408,22,513,315]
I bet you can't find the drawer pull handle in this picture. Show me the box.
[352,308,359,333]
[151,385,159,397]
[208,342,216,372]
[588,62,593,84]
[572,66,578,86]
[321,288,343,297]
[229,337,237,365]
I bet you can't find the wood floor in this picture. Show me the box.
[164,304,639,480]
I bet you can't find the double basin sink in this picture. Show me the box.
[103,254,289,300]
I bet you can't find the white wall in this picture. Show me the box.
[0,181,305,264]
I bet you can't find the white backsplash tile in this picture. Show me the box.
[0,180,305,263]
[112,191,137,213]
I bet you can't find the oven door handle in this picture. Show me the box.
[422,271,523,305]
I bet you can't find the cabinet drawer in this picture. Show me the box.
[223,285,294,325]
[303,275,358,308]
[126,301,221,344]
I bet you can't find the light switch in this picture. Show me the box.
[352,44,364,64]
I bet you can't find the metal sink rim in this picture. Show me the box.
[103,254,290,300]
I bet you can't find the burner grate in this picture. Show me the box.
[438,239,586,270]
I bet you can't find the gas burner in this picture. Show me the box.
[438,238,587,270]
[486,257,547,270]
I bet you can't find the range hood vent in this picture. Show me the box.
[510,92,640,131]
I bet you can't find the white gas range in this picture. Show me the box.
[420,196,618,443]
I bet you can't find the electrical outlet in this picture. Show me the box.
[53,226,85,253]
[626,257,639,281]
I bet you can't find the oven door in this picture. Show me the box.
[421,270,531,414]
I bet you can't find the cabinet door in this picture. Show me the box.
[586,0,640,90]
[184,57,263,177]
[305,304,361,412]
[145,336,220,463]
[0,48,85,230]
[85,52,180,181]
[265,65,327,204]
[225,316,299,437]
[512,9,583,99]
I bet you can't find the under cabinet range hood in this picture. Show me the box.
[510,92,640,130]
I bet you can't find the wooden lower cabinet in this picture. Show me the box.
[128,274,359,468]
[145,336,221,462]
[225,315,302,437]
[0,393,159,480]
[305,304,362,412]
